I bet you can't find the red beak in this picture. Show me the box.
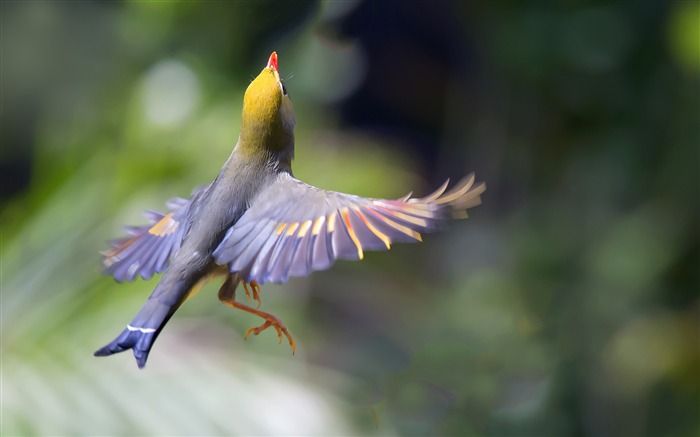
[267,52,278,72]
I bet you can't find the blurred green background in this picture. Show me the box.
[2,1,698,435]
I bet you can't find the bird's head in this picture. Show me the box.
[239,52,295,160]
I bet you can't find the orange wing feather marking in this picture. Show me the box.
[311,216,325,236]
[276,223,287,235]
[367,209,423,242]
[372,204,428,227]
[297,220,313,238]
[285,222,300,236]
[327,212,337,233]
[341,207,363,260]
[378,201,436,218]
[148,212,179,237]
[355,209,391,249]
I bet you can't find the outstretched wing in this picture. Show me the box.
[102,192,199,282]
[213,172,485,284]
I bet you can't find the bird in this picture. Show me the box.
[94,52,486,368]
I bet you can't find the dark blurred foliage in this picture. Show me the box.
[1,1,698,436]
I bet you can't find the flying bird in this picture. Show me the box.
[95,52,485,368]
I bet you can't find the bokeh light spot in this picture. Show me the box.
[141,59,200,126]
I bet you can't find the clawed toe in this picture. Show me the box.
[220,278,296,354]
[244,317,296,353]
[242,281,262,308]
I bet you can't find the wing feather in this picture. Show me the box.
[347,208,387,251]
[213,172,485,284]
[102,192,201,282]
[310,218,333,271]
[229,219,278,276]
[289,222,314,277]
[266,224,298,282]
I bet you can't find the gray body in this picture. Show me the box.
[95,79,296,367]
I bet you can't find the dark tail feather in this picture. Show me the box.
[95,279,188,368]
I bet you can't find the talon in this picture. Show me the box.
[243,282,252,302]
[243,314,296,353]
[242,281,263,308]
[250,281,262,308]
[273,325,283,343]
[244,321,272,340]
[219,283,295,354]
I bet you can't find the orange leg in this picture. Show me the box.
[220,299,296,353]
[218,275,295,353]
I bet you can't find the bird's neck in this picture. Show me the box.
[232,94,296,173]
[222,123,294,179]
[236,111,295,170]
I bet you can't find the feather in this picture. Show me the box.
[212,172,484,284]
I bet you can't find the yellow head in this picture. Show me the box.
[238,52,295,159]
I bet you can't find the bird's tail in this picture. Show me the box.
[94,277,191,368]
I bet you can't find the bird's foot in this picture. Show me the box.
[242,280,262,308]
[244,312,297,354]
[219,281,296,353]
